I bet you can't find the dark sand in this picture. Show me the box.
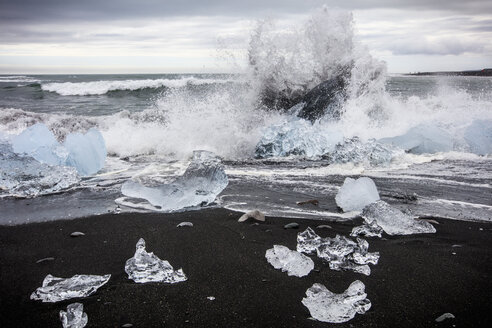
[1,208,491,327]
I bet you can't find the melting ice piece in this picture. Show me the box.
[265,245,314,277]
[350,220,383,238]
[379,123,453,154]
[316,235,379,276]
[64,128,107,176]
[125,238,187,283]
[362,200,436,235]
[11,123,68,166]
[255,118,343,158]
[296,227,322,254]
[59,303,88,328]
[297,228,379,276]
[324,137,396,166]
[335,177,380,212]
[302,281,371,323]
[121,150,228,212]
[30,274,111,302]
[0,143,79,197]
[464,120,492,155]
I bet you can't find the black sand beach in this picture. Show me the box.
[1,208,491,327]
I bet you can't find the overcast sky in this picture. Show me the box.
[0,0,491,73]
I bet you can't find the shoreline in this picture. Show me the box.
[1,208,491,327]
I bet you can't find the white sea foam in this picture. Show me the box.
[41,76,236,96]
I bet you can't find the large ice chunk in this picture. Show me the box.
[0,143,79,197]
[64,128,107,176]
[121,150,228,211]
[265,245,314,277]
[379,123,453,154]
[335,177,380,212]
[255,118,343,158]
[30,274,111,302]
[362,200,436,235]
[302,281,371,323]
[323,137,396,166]
[10,123,106,176]
[59,303,88,328]
[464,120,492,155]
[11,123,68,166]
[125,238,187,283]
[297,228,379,276]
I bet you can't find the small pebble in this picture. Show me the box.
[36,257,55,264]
[70,231,85,237]
[479,228,483,231]
[238,210,265,223]
[177,222,193,228]
[435,313,455,322]
[207,296,215,301]
[122,324,133,328]
[452,244,462,248]
[284,222,299,229]
[316,224,332,229]
[452,252,456,255]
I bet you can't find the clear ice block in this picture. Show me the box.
[265,245,314,277]
[59,303,88,328]
[335,177,380,212]
[302,281,371,323]
[350,220,383,238]
[125,238,187,283]
[30,274,111,302]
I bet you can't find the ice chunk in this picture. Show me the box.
[125,238,187,283]
[335,177,380,212]
[265,245,314,277]
[302,281,371,323]
[0,143,79,197]
[30,274,111,302]
[435,313,455,322]
[64,128,106,176]
[59,303,88,328]
[11,123,68,166]
[379,124,453,154]
[297,228,379,276]
[464,120,492,155]
[296,227,322,254]
[121,150,228,212]
[324,137,396,166]
[255,118,343,158]
[350,220,383,238]
[362,200,436,235]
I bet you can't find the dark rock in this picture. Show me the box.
[296,199,319,206]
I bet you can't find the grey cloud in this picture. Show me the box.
[390,38,485,56]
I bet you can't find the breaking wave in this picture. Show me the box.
[41,76,237,96]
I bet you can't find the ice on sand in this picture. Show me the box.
[297,228,379,276]
[265,245,314,277]
[350,220,383,238]
[335,177,380,212]
[59,303,88,328]
[10,123,106,176]
[64,128,107,176]
[0,142,79,197]
[362,200,436,235]
[379,123,453,154]
[302,281,371,323]
[125,238,187,283]
[121,150,228,212]
[30,274,111,302]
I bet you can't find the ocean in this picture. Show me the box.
[1,72,491,225]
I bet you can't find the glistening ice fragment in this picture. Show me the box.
[121,150,228,211]
[335,177,380,212]
[362,200,436,235]
[350,220,383,238]
[302,281,371,323]
[30,274,111,303]
[265,245,314,277]
[59,303,88,328]
[125,238,187,284]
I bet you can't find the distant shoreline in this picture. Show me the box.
[407,68,492,77]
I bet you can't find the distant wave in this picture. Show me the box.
[41,77,237,96]
[0,75,39,83]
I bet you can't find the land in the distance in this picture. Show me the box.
[407,68,492,76]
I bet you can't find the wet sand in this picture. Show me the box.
[0,208,491,327]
